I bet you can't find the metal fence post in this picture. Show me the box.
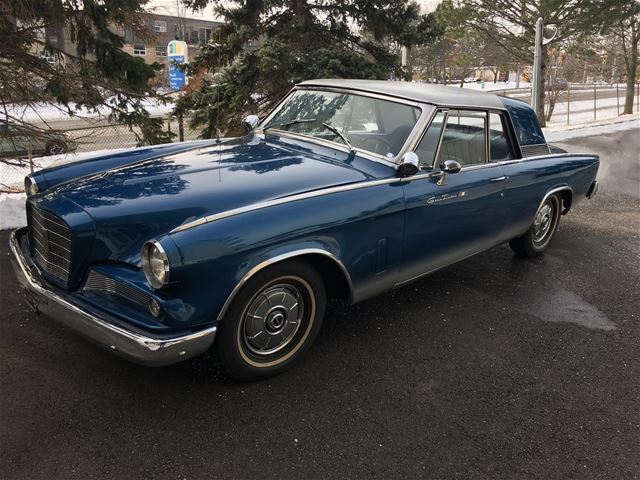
[28,145,33,174]
[616,83,620,115]
[593,83,596,121]
[178,114,184,142]
[567,83,570,125]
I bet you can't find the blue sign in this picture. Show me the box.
[168,55,186,90]
[167,40,188,91]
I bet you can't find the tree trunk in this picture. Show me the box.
[623,40,638,114]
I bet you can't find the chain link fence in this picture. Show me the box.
[1,117,201,193]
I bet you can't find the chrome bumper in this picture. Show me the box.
[9,228,216,367]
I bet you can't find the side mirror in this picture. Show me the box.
[436,159,462,186]
[242,115,260,132]
[439,159,462,174]
[397,152,419,177]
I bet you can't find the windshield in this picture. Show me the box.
[262,89,421,159]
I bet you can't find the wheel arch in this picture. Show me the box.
[216,248,353,321]
[539,185,573,217]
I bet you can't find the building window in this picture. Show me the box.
[133,44,146,56]
[155,46,167,57]
[189,30,199,44]
[154,20,167,32]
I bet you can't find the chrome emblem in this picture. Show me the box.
[427,191,467,204]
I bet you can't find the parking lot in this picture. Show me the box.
[0,128,638,479]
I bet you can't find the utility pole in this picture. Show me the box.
[531,18,557,122]
[401,46,410,81]
[531,18,544,118]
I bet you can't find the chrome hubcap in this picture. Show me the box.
[243,284,303,355]
[533,202,554,243]
[48,144,64,155]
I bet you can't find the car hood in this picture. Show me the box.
[37,137,377,264]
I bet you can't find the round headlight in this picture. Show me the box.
[24,175,38,197]
[141,241,170,289]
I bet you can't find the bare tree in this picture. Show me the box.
[611,1,640,114]
[461,0,626,126]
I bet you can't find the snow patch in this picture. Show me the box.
[0,193,27,230]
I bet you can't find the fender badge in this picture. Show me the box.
[427,191,467,204]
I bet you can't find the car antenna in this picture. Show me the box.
[214,29,222,144]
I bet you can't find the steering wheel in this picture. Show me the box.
[358,136,395,156]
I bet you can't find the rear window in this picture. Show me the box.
[502,98,546,146]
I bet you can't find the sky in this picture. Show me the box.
[146,0,442,21]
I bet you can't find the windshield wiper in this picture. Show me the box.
[322,123,356,155]
[262,118,317,133]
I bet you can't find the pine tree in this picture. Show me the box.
[175,0,437,136]
[0,0,171,147]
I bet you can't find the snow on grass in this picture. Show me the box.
[6,97,174,124]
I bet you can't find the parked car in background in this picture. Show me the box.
[10,80,599,381]
[0,122,76,158]
[548,78,568,91]
[464,77,480,83]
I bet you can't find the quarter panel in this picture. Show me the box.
[500,154,599,239]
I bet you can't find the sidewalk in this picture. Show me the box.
[544,114,639,142]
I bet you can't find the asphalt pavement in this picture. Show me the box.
[1,129,638,479]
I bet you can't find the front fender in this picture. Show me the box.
[168,180,405,327]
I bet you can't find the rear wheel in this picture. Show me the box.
[45,141,67,155]
[509,194,561,258]
[217,260,326,381]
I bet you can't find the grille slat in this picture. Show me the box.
[84,271,152,311]
[28,206,72,284]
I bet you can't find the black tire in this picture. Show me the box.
[217,259,326,381]
[45,141,67,155]
[509,194,561,258]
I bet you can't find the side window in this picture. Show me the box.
[436,110,486,167]
[414,110,445,167]
[489,113,514,162]
[347,96,380,133]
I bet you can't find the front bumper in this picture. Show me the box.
[9,227,216,366]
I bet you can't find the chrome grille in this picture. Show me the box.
[521,143,551,157]
[29,206,71,283]
[84,270,151,310]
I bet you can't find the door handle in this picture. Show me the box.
[490,176,508,182]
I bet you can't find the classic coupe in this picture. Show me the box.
[10,80,599,381]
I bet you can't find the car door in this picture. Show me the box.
[398,109,510,284]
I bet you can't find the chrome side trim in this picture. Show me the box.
[216,248,353,321]
[9,228,216,367]
[171,177,401,234]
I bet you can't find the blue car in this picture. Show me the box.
[10,80,599,380]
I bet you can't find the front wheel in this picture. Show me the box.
[216,260,326,381]
[509,194,561,257]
